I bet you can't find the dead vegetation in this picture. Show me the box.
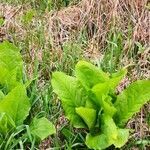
[1,0,149,53]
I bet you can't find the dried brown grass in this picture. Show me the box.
[1,1,149,61]
[47,0,149,46]
[45,0,150,69]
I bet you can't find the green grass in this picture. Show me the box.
[0,0,149,149]
[1,0,80,11]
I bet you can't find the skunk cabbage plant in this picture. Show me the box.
[52,60,150,149]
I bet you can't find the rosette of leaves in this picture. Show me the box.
[52,61,150,149]
[0,41,55,147]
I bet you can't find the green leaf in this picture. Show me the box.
[0,113,9,134]
[0,91,4,100]
[75,61,109,89]
[0,41,23,91]
[86,116,129,149]
[0,67,22,92]
[114,80,150,126]
[109,69,127,90]
[0,41,22,71]
[85,98,97,109]
[0,113,15,134]
[92,82,109,99]
[101,115,118,143]
[0,84,30,126]
[75,107,97,129]
[102,96,117,116]
[114,129,129,148]
[92,83,117,116]
[51,72,87,128]
[86,133,111,150]
[30,117,56,140]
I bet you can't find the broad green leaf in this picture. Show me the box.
[86,116,129,149]
[101,115,118,143]
[85,98,98,110]
[0,91,4,100]
[92,83,117,116]
[30,117,56,140]
[0,41,23,91]
[75,61,109,89]
[0,85,30,126]
[61,101,86,128]
[0,113,9,134]
[0,67,22,92]
[0,41,22,71]
[114,80,150,126]
[101,115,129,148]
[102,96,117,116]
[109,69,127,90]
[75,107,96,129]
[51,72,87,128]
[114,129,129,148]
[0,113,15,134]
[92,82,109,100]
[86,133,111,150]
